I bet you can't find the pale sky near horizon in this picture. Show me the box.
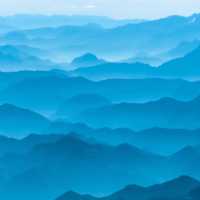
[0,0,200,19]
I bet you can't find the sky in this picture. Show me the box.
[0,0,200,19]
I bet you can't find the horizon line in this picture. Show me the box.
[0,12,199,21]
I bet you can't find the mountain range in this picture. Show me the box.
[159,46,200,78]
[56,176,200,200]
[0,134,165,199]
[1,72,200,113]
[1,104,200,155]
[0,15,144,30]
[73,96,200,130]
[0,12,200,200]
[71,127,200,155]
[0,45,55,71]
[71,45,200,80]
[0,134,199,200]
[1,13,200,63]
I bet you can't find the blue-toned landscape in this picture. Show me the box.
[1,1,200,199]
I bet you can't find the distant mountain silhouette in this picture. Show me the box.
[56,191,95,200]
[0,104,50,137]
[166,40,200,58]
[45,121,92,135]
[55,94,111,120]
[0,69,68,91]
[159,46,200,78]
[71,45,200,80]
[165,146,200,182]
[123,39,200,66]
[56,176,200,200]
[1,74,200,113]
[0,44,46,58]
[0,45,55,71]
[73,127,200,155]
[75,97,200,130]
[32,121,200,155]
[0,134,164,200]
[0,134,63,156]
[0,76,93,112]
[3,13,200,63]
[1,12,200,200]
[1,118,199,156]
[70,53,106,68]
[0,134,199,199]
[0,15,143,29]
[71,62,155,80]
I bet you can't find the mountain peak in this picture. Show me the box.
[56,191,85,200]
[165,175,200,186]
[77,53,98,60]
[56,190,95,200]
[71,53,105,68]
